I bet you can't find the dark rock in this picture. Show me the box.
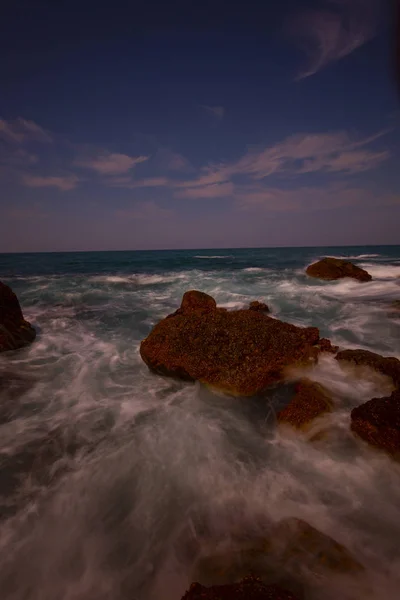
[389,300,400,312]
[306,258,372,282]
[249,301,270,313]
[318,338,339,353]
[181,290,217,314]
[335,349,400,389]
[181,575,299,600]
[140,292,327,396]
[270,518,363,575]
[351,389,400,457]
[0,281,36,352]
[277,379,333,430]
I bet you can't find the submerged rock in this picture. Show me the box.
[192,518,362,596]
[306,258,372,282]
[351,389,400,457]
[277,379,333,431]
[0,281,36,352]
[389,300,400,312]
[140,292,332,396]
[249,301,270,313]
[335,349,400,389]
[181,575,299,600]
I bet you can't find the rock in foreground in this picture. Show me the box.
[351,389,400,457]
[0,282,36,352]
[336,349,400,389]
[182,575,299,600]
[277,379,333,430]
[140,292,334,396]
[306,258,372,282]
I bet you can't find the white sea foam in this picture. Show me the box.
[358,263,400,279]
[1,252,400,600]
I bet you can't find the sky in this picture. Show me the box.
[1,0,400,252]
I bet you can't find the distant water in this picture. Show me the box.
[0,245,400,600]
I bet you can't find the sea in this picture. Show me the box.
[0,245,400,600]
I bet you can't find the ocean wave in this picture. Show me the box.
[89,273,188,286]
[330,253,381,260]
[358,263,400,279]
[194,255,235,259]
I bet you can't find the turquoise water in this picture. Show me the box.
[0,246,400,600]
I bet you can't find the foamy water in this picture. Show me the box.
[0,246,400,600]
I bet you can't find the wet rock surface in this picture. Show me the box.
[306,258,372,282]
[277,379,333,430]
[181,575,299,600]
[140,292,330,396]
[336,349,400,389]
[351,389,400,457]
[0,281,36,352]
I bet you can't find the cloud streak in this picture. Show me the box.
[75,152,149,175]
[23,174,80,191]
[200,105,225,119]
[175,128,390,198]
[0,118,52,143]
[290,0,379,79]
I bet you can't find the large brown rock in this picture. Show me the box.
[181,575,299,600]
[0,282,36,352]
[335,349,400,389]
[306,258,372,282]
[277,379,333,430]
[351,389,400,457]
[140,292,331,396]
[181,290,217,314]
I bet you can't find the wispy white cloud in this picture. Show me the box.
[174,128,390,199]
[175,181,234,199]
[235,183,398,213]
[200,105,225,119]
[0,117,52,143]
[23,174,80,191]
[290,0,380,80]
[75,152,149,175]
[108,176,171,189]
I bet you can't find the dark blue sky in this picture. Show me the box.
[1,0,399,251]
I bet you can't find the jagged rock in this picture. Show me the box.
[277,379,333,430]
[318,338,339,353]
[351,389,400,457]
[181,575,299,600]
[249,301,270,313]
[335,349,400,389]
[306,258,372,282]
[140,292,330,396]
[0,281,36,352]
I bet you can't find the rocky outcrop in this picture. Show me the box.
[0,282,36,352]
[182,576,299,600]
[249,301,270,313]
[306,258,372,282]
[277,379,333,430]
[351,389,400,457]
[140,292,336,396]
[335,349,400,389]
